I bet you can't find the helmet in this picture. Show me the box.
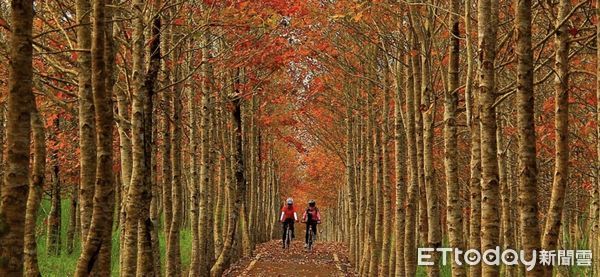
[286,198,293,205]
[308,199,316,207]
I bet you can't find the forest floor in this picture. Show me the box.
[224,240,356,276]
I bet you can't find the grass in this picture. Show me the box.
[35,198,192,277]
[33,199,594,276]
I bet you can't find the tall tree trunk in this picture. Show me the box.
[160,19,173,275]
[74,0,116,273]
[345,92,357,265]
[116,87,132,263]
[98,3,117,270]
[468,37,483,277]
[446,1,465,274]
[403,55,419,277]
[0,0,35,274]
[410,35,427,249]
[380,68,393,276]
[76,0,97,243]
[498,115,515,277]
[67,187,78,254]
[167,61,183,276]
[211,77,247,277]
[394,59,407,277]
[121,0,147,272]
[418,13,442,277]
[150,102,161,276]
[138,5,161,275]
[47,120,62,256]
[369,96,383,276]
[357,116,366,269]
[188,59,201,277]
[464,0,477,265]
[360,87,375,276]
[214,97,228,258]
[206,111,216,266]
[24,110,46,277]
[515,0,543,275]
[0,103,4,198]
[594,3,600,275]
[478,0,501,275]
[196,24,213,276]
[541,1,570,276]
[161,82,173,275]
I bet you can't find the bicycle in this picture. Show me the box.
[303,220,320,251]
[283,223,292,249]
[307,224,315,251]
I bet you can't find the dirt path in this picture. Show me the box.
[224,240,356,277]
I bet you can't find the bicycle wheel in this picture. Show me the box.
[285,227,292,249]
[308,227,314,251]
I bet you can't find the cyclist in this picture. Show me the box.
[302,199,321,248]
[280,197,298,248]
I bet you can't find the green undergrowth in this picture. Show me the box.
[35,199,192,276]
[33,199,593,276]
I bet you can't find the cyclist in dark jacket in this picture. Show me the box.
[302,199,321,248]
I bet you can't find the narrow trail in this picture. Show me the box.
[224,240,356,276]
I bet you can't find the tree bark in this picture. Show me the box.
[211,75,247,277]
[393,58,407,277]
[138,5,161,275]
[47,118,62,256]
[515,0,543,275]
[404,54,418,277]
[594,3,600,275]
[380,67,393,277]
[0,0,35,274]
[446,1,465,274]
[160,14,173,274]
[478,0,501,275]
[67,187,78,254]
[167,64,183,277]
[541,1,570,276]
[74,0,116,273]
[24,110,46,277]
[345,91,357,265]
[76,0,97,243]
[121,0,147,272]
[195,23,213,276]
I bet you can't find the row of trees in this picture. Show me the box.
[0,0,309,276]
[313,0,600,276]
[0,0,599,276]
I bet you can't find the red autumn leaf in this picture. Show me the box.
[173,18,184,26]
[0,18,8,29]
[568,27,578,36]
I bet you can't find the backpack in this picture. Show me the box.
[306,207,318,222]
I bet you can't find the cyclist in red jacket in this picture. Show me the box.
[302,199,321,248]
[280,198,298,248]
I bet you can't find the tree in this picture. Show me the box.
[24,110,46,277]
[0,0,35,275]
[404,54,419,277]
[76,0,97,243]
[47,117,62,256]
[515,0,543,276]
[211,74,247,277]
[541,1,570,276]
[74,0,116,273]
[477,0,501,275]
[445,0,465,275]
